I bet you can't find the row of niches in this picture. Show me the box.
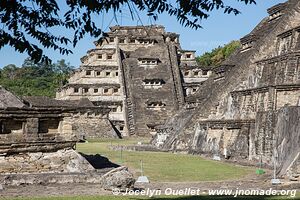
[72,87,120,95]
[82,53,118,65]
[241,28,300,53]
[84,69,119,78]
[240,34,257,52]
[0,118,60,135]
[93,53,116,61]
[231,89,300,114]
[108,105,123,113]
[241,41,254,52]
[185,102,200,109]
[269,10,283,21]
[231,93,268,114]
[146,102,166,110]
[142,79,165,89]
[103,35,179,45]
[255,58,300,86]
[277,28,300,55]
[182,70,210,77]
[138,58,159,66]
[184,87,200,96]
[106,37,157,45]
[267,3,286,21]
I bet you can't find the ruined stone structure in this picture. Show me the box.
[0,86,87,174]
[22,96,119,140]
[153,0,300,179]
[56,26,212,137]
[0,86,134,187]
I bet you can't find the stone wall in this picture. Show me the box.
[274,106,300,178]
[64,113,120,140]
[153,0,300,178]
[187,121,253,159]
[122,43,183,136]
[0,109,77,154]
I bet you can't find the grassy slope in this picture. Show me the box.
[76,139,252,182]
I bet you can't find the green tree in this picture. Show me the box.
[1,64,18,80]
[53,59,74,87]
[0,58,73,97]
[196,41,240,67]
[0,0,256,63]
[22,57,55,77]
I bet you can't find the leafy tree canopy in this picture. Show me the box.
[0,58,73,97]
[196,40,240,67]
[0,0,256,63]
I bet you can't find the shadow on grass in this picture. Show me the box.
[80,153,120,169]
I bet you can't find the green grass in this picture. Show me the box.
[76,138,253,182]
[85,137,150,145]
[4,138,290,200]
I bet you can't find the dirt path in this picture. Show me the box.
[2,171,296,198]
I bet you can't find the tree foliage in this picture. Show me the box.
[0,0,256,63]
[196,40,240,67]
[0,58,73,97]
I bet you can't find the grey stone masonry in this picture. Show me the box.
[57,25,213,137]
[152,0,300,179]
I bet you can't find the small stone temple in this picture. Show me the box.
[0,86,134,186]
[0,86,89,174]
[22,96,119,140]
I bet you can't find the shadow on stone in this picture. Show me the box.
[79,153,119,169]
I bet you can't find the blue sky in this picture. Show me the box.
[0,0,285,68]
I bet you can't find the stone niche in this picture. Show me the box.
[0,119,24,134]
[277,27,300,54]
[276,90,300,108]
[230,91,269,119]
[138,58,159,68]
[295,28,300,50]
[240,34,257,52]
[192,123,250,159]
[38,118,60,134]
[146,101,166,111]
[0,117,70,146]
[142,79,165,89]
[277,31,293,55]
[146,124,158,136]
[65,113,120,140]
[267,2,286,21]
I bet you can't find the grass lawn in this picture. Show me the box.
[76,138,253,182]
[2,138,299,200]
